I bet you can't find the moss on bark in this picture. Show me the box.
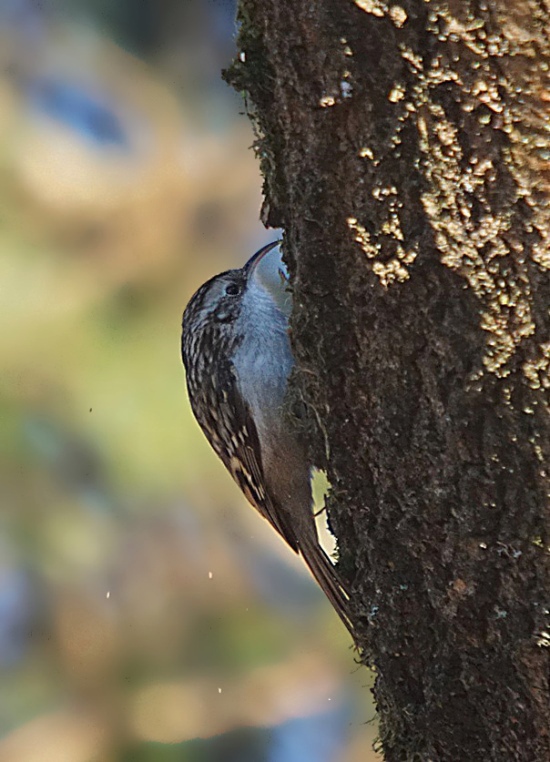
[226,2,550,759]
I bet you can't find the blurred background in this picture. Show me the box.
[0,1,379,760]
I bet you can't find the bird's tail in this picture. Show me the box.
[299,536,355,638]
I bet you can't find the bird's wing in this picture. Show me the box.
[196,366,300,554]
[189,364,355,636]
[229,383,300,553]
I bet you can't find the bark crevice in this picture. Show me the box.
[227,2,550,759]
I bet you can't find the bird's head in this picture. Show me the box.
[182,241,282,337]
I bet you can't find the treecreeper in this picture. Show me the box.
[181,242,353,636]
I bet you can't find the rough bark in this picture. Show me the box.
[225,1,550,760]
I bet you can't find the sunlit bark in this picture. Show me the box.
[226,2,550,759]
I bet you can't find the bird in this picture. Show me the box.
[181,241,353,635]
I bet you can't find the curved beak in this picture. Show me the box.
[244,240,282,275]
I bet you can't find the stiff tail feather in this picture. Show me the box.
[299,538,355,638]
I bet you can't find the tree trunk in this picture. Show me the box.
[225,1,550,759]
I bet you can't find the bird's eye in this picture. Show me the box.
[225,282,241,296]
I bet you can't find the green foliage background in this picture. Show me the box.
[0,2,377,760]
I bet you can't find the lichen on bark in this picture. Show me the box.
[226,1,550,760]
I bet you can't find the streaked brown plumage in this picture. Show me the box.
[181,243,353,635]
